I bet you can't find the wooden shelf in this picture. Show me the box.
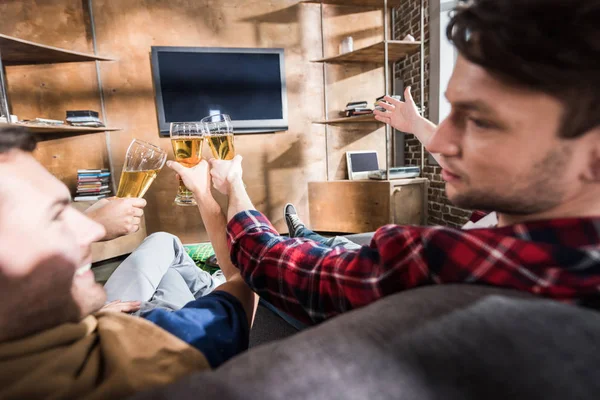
[311,40,420,64]
[313,114,383,124]
[301,0,402,7]
[0,34,114,66]
[0,122,120,134]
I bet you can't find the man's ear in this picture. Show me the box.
[580,128,600,183]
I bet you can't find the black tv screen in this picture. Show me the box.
[151,47,288,135]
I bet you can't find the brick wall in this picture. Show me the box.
[393,0,471,228]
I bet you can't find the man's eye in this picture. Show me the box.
[52,209,65,222]
[468,118,494,129]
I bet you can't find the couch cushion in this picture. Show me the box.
[344,232,375,246]
[132,284,600,400]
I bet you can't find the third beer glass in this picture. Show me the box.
[202,114,235,160]
[116,139,166,198]
[170,122,204,206]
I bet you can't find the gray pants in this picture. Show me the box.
[104,232,217,314]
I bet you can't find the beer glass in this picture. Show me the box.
[116,139,166,198]
[202,114,235,160]
[170,122,205,206]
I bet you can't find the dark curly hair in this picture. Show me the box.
[447,0,600,139]
[0,126,36,154]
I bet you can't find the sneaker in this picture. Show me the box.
[284,203,305,238]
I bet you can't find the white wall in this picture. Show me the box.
[429,0,458,125]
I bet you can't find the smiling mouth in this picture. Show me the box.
[75,263,92,276]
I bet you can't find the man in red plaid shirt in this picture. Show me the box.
[172,0,600,325]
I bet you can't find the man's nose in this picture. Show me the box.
[427,118,461,157]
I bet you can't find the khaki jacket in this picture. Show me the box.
[0,311,209,399]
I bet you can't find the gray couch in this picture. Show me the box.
[133,284,600,400]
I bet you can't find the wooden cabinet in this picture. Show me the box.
[0,33,118,136]
[308,178,429,233]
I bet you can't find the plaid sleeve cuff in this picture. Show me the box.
[226,210,278,243]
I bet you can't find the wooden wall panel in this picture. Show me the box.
[92,0,327,243]
[0,0,108,193]
[1,0,389,243]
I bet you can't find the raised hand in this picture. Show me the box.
[84,197,146,241]
[166,159,212,198]
[373,86,422,134]
[209,155,243,195]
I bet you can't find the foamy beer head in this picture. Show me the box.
[201,114,235,160]
[116,139,167,198]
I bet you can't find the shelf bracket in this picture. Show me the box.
[87,0,117,195]
[384,0,391,182]
[0,48,11,120]
[319,2,330,181]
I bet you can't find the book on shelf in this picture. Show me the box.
[79,172,111,178]
[77,169,109,174]
[78,182,109,187]
[346,100,368,106]
[77,183,110,188]
[66,110,104,127]
[67,116,102,122]
[77,186,110,192]
[78,177,110,183]
[341,109,374,117]
[74,194,109,202]
[345,101,369,111]
[67,110,100,119]
[19,118,66,126]
[76,168,112,200]
[67,121,105,128]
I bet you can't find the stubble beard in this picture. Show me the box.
[448,146,572,215]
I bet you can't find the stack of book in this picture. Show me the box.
[74,169,112,202]
[66,110,104,128]
[341,101,373,117]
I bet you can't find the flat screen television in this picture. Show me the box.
[151,46,288,136]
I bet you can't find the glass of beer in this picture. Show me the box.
[170,122,204,206]
[202,114,235,160]
[116,139,166,198]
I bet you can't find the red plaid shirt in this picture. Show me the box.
[227,210,600,324]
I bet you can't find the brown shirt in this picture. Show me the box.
[0,311,209,399]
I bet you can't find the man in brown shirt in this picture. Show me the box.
[0,127,256,399]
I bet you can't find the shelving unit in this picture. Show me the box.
[313,114,382,124]
[0,122,120,134]
[0,34,113,66]
[304,0,428,233]
[305,0,424,180]
[311,40,419,64]
[0,33,116,136]
[302,0,403,7]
